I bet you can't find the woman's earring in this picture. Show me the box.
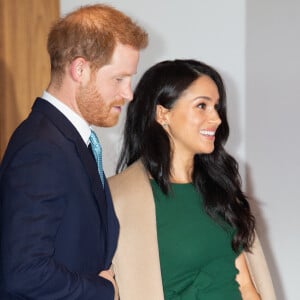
[162,123,168,127]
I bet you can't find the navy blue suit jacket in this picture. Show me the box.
[0,98,119,299]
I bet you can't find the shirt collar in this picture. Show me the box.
[41,90,91,146]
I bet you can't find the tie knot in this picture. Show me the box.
[89,130,101,149]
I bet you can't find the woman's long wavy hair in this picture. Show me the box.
[117,59,255,252]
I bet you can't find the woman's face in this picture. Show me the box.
[160,75,222,158]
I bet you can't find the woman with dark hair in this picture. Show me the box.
[109,60,275,300]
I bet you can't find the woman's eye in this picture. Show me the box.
[197,103,206,109]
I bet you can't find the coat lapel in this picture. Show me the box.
[109,160,164,300]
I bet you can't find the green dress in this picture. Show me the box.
[150,180,242,300]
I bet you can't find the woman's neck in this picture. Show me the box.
[169,152,194,183]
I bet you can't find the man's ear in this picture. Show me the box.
[156,104,170,127]
[69,57,89,82]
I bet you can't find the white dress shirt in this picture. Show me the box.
[41,91,91,146]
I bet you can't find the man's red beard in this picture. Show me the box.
[76,81,123,127]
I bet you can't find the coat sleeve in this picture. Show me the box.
[245,231,277,300]
[0,141,114,300]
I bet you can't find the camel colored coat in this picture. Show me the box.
[108,161,276,300]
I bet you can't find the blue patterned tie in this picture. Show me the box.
[89,130,105,187]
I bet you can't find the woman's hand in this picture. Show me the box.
[99,268,119,300]
[235,252,261,300]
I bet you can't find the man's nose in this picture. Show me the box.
[120,83,133,101]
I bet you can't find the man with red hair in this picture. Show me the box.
[0,4,148,299]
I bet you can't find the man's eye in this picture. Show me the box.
[116,78,123,82]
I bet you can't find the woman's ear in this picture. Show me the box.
[156,104,170,127]
[69,57,90,82]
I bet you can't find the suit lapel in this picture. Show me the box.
[103,178,119,266]
[32,98,108,227]
[75,138,108,228]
